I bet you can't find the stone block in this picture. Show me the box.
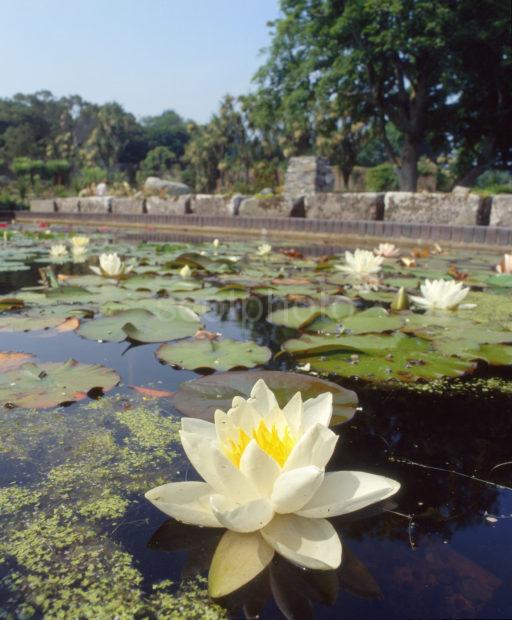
[144,195,190,215]
[284,156,334,201]
[189,194,230,215]
[383,192,482,226]
[489,194,512,226]
[238,196,291,217]
[110,197,143,214]
[227,193,245,215]
[30,199,56,213]
[304,193,384,220]
[79,197,111,213]
[56,197,80,213]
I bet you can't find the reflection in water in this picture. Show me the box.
[148,514,384,619]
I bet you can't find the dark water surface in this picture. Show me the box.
[1,241,511,619]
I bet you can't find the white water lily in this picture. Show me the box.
[410,279,471,310]
[49,244,68,258]
[70,235,90,250]
[71,245,88,258]
[180,264,192,279]
[146,379,400,572]
[90,252,133,277]
[374,243,400,258]
[257,243,272,256]
[212,238,220,249]
[496,253,512,274]
[336,249,383,280]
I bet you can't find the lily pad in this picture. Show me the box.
[0,359,119,408]
[291,335,476,383]
[156,338,272,371]
[78,307,201,343]
[172,369,358,425]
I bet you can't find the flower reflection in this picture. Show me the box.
[147,513,384,618]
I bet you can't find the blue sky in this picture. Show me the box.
[1,0,280,122]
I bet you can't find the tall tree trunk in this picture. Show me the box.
[398,138,420,191]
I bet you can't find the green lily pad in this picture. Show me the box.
[78,307,201,343]
[156,338,272,371]
[0,309,77,332]
[172,369,358,425]
[267,302,355,330]
[341,308,404,334]
[0,359,119,409]
[284,332,408,357]
[297,341,475,383]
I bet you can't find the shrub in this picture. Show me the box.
[366,163,399,191]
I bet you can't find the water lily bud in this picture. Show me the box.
[391,287,410,311]
[180,264,192,279]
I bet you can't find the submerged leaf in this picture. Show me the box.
[172,370,358,424]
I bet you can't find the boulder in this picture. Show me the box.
[144,195,191,215]
[56,197,80,213]
[79,197,111,213]
[238,196,291,217]
[304,193,384,220]
[259,187,274,196]
[384,192,482,226]
[144,177,191,196]
[489,194,512,227]
[110,197,143,214]
[30,199,56,213]
[189,194,230,215]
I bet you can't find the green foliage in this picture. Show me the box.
[475,170,512,193]
[137,146,176,182]
[366,163,399,191]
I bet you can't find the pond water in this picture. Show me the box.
[0,227,511,619]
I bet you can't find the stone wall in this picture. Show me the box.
[305,193,384,221]
[384,192,482,226]
[80,197,111,213]
[144,195,190,215]
[490,195,512,227]
[29,191,512,228]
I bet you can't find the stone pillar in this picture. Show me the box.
[284,156,334,204]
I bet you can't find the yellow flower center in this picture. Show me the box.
[224,420,295,468]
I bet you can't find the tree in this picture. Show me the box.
[184,96,256,192]
[141,110,190,161]
[138,146,176,179]
[446,0,512,186]
[256,0,510,191]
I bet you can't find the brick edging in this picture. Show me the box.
[16,211,512,247]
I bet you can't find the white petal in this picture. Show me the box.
[271,466,324,514]
[249,379,278,417]
[180,431,259,503]
[210,495,274,533]
[89,266,102,276]
[297,471,401,518]
[302,392,333,431]
[261,514,342,570]
[208,530,274,598]
[145,481,220,527]
[281,391,303,435]
[181,417,216,439]
[239,439,280,497]
[283,423,338,472]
